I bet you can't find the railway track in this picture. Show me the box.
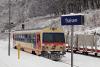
[59,56,79,67]
[66,50,100,58]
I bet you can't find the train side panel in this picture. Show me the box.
[66,34,100,56]
[76,35,95,52]
[13,32,42,55]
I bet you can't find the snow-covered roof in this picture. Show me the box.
[74,31,85,35]
[84,27,100,34]
[61,13,84,16]
[13,29,42,34]
[74,27,100,35]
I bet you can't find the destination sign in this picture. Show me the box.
[61,15,84,25]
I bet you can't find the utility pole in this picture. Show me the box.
[8,0,11,56]
[71,25,74,67]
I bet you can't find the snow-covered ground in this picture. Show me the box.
[0,39,70,67]
[0,39,100,67]
[62,53,100,67]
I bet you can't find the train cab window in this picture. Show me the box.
[43,33,65,43]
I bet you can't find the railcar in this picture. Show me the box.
[13,27,66,60]
[66,34,100,56]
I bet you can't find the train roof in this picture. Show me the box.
[61,13,84,16]
[13,29,42,34]
[13,27,64,34]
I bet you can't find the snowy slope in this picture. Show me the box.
[0,0,7,5]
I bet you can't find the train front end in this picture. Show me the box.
[41,32,66,60]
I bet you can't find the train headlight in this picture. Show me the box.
[60,47,63,49]
[52,46,56,49]
[48,51,51,54]
[42,44,45,46]
[60,52,63,54]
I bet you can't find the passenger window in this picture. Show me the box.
[25,34,27,38]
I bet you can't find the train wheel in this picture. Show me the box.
[48,54,51,59]
[95,53,98,56]
[82,52,85,54]
[52,54,60,61]
[21,48,24,51]
[46,54,49,58]
[40,51,47,58]
[66,49,69,52]
[82,52,88,55]
[14,46,17,49]
[85,52,88,55]
[73,50,76,53]
[32,51,36,55]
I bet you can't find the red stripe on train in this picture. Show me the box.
[66,46,100,53]
[43,42,65,46]
[96,50,100,52]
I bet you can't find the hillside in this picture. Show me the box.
[0,0,100,35]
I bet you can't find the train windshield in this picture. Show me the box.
[43,33,65,43]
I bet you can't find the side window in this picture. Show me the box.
[27,34,31,43]
[22,34,26,42]
[20,34,23,41]
[23,34,31,43]
[33,33,36,44]
[23,34,26,42]
[25,34,27,38]
[30,33,36,47]
[19,34,21,41]
[21,34,23,41]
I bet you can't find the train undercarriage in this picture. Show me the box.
[40,51,66,61]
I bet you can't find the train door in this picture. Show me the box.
[35,33,41,55]
[36,33,41,50]
[32,33,36,48]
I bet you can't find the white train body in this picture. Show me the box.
[67,34,100,56]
